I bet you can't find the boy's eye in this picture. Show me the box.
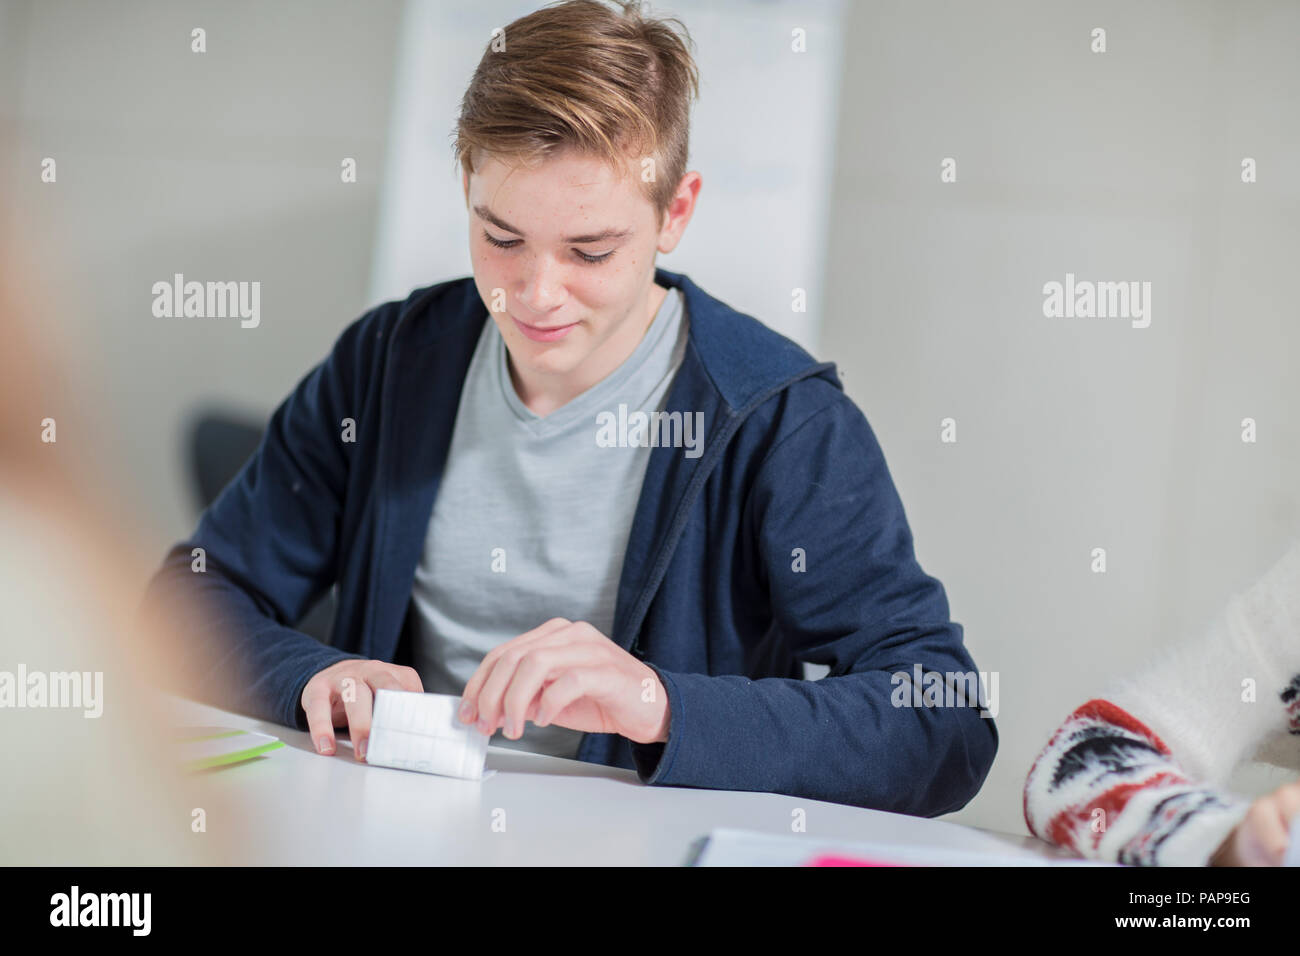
[482,230,614,265]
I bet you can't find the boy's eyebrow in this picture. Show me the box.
[473,204,632,244]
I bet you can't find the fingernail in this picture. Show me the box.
[476,719,490,734]
[357,739,367,761]
[458,700,473,722]
[318,737,334,755]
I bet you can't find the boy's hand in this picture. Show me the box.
[1210,780,1300,866]
[457,618,670,746]
[300,659,424,761]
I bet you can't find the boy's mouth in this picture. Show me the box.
[511,314,578,343]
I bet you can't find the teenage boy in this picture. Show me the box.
[143,0,996,815]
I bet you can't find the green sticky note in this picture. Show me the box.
[177,727,285,771]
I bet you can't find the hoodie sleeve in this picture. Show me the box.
[137,307,392,728]
[630,384,998,816]
[1023,538,1300,865]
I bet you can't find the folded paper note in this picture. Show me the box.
[1286,816,1300,867]
[364,690,491,780]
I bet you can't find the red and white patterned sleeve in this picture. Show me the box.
[1023,698,1251,865]
[1023,539,1300,866]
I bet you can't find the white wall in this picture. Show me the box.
[0,0,404,547]
[818,0,1300,835]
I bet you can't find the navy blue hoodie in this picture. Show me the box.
[142,266,997,816]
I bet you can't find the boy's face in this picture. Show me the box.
[463,148,669,382]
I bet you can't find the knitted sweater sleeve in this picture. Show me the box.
[1023,538,1300,866]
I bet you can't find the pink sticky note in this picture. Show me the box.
[805,854,914,867]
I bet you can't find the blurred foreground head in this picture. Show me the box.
[0,236,251,864]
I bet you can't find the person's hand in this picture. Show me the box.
[457,618,669,745]
[300,659,424,762]
[1210,780,1300,866]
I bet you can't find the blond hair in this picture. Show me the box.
[453,0,700,223]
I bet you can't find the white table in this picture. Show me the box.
[176,697,1071,866]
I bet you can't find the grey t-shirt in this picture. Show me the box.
[409,286,688,757]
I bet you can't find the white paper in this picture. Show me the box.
[1285,815,1300,867]
[364,690,490,781]
[690,828,1116,867]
